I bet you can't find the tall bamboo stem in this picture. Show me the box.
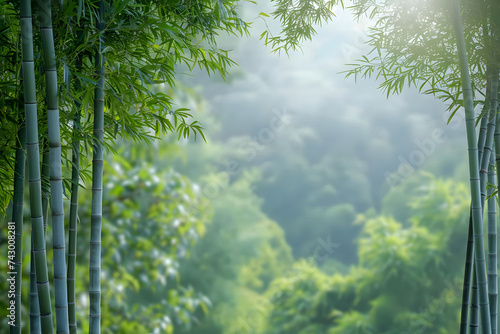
[39,0,70,331]
[20,0,54,332]
[68,50,83,334]
[460,72,492,334]
[10,122,26,334]
[89,2,105,333]
[452,1,492,332]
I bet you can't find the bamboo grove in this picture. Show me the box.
[0,0,252,332]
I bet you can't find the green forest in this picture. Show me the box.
[0,0,499,333]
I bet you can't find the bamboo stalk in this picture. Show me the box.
[41,140,50,234]
[460,72,492,334]
[9,121,26,334]
[451,1,492,333]
[479,68,497,213]
[29,237,41,334]
[460,214,474,334]
[67,114,79,334]
[490,3,500,331]
[20,0,54,332]
[68,51,83,334]
[89,2,105,333]
[470,262,480,334]
[473,66,498,333]
[39,0,70,331]
[487,149,498,333]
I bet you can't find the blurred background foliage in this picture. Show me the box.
[0,1,485,334]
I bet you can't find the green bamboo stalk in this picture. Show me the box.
[39,0,70,332]
[488,68,500,334]
[473,70,498,333]
[32,130,42,334]
[31,144,46,334]
[39,143,49,334]
[460,72,492,334]
[67,50,83,334]
[478,101,491,161]
[470,262,479,333]
[20,0,54,332]
[490,5,500,330]
[487,149,498,333]
[67,47,83,334]
[67,113,80,334]
[9,122,26,334]
[471,71,496,334]
[451,1,492,333]
[479,70,497,213]
[29,238,41,334]
[460,215,474,334]
[459,26,494,333]
[41,140,50,234]
[89,2,105,333]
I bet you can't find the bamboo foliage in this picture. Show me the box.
[452,1,492,332]
[39,0,70,332]
[10,122,26,334]
[20,0,54,332]
[89,1,105,333]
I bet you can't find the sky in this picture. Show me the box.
[180,2,468,181]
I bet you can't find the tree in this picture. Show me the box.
[1,140,211,334]
[177,170,293,334]
[258,175,470,334]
